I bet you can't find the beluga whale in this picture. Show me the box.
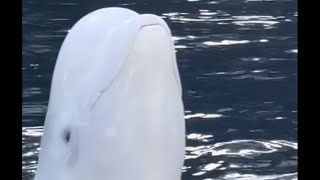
[34,7,185,180]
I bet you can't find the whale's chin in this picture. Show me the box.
[34,7,185,180]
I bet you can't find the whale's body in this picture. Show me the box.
[34,7,185,180]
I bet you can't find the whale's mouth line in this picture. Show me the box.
[90,23,179,110]
[139,23,162,29]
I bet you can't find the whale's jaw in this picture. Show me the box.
[34,7,185,180]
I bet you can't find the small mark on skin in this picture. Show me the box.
[64,129,71,143]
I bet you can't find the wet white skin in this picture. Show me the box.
[34,7,185,180]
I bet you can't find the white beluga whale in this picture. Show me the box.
[34,7,185,180]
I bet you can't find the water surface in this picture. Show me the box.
[22,0,297,179]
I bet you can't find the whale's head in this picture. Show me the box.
[34,7,185,180]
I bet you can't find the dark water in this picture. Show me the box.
[22,0,297,179]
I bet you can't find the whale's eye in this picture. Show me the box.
[64,129,71,143]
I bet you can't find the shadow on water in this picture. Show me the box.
[22,0,297,179]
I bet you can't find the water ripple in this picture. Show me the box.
[184,139,297,179]
[22,102,47,117]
